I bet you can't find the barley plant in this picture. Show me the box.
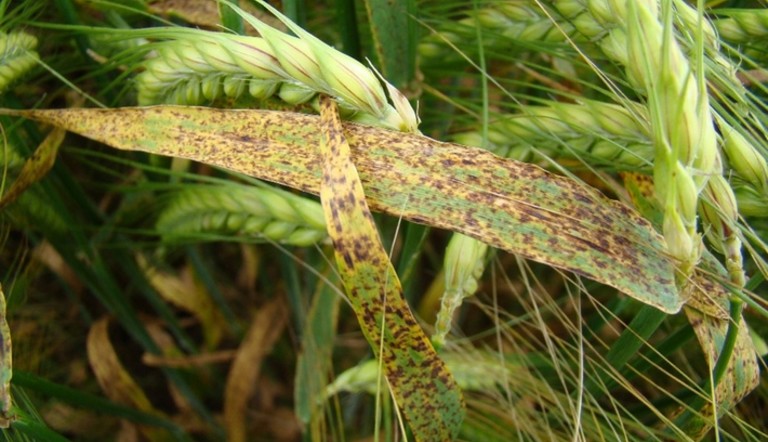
[1,0,768,440]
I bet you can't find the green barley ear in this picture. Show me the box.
[719,120,768,193]
[626,2,719,281]
[137,21,414,131]
[733,184,768,217]
[0,31,38,93]
[713,9,768,43]
[136,31,285,105]
[156,182,327,247]
[222,0,417,132]
[419,3,572,59]
[452,99,656,168]
[432,233,488,350]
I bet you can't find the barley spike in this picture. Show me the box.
[156,183,326,247]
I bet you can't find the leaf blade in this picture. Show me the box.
[2,106,680,312]
[317,95,464,440]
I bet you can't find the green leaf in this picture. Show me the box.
[361,0,417,87]
[0,105,681,312]
[294,283,340,425]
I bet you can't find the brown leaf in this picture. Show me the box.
[138,255,227,349]
[223,296,288,442]
[86,317,171,441]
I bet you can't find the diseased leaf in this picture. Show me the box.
[677,300,759,440]
[0,127,64,210]
[623,170,759,439]
[682,270,730,320]
[317,96,464,440]
[0,106,680,312]
[0,284,13,428]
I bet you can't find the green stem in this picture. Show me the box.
[282,0,307,28]
[712,298,744,389]
[585,304,667,396]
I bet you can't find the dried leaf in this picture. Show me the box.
[148,0,283,32]
[86,317,170,441]
[147,0,221,28]
[42,401,116,438]
[1,106,681,313]
[318,96,465,440]
[223,296,288,442]
[137,255,226,349]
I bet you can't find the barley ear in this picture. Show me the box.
[225,0,416,132]
[625,1,721,282]
[719,120,768,193]
[733,184,768,217]
[713,10,768,42]
[156,183,327,247]
[0,32,38,93]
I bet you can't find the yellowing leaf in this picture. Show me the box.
[0,106,681,313]
[317,96,464,440]
[0,127,63,210]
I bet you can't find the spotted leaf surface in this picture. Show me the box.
[317,96,463,440]
[0,285,13,428]
[679,305,759,440]
[0,106,680,312]
[0,127,64,210]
